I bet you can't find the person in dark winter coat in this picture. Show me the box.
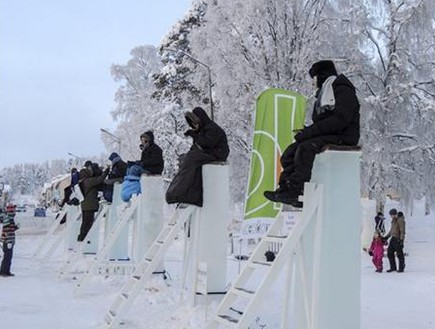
[384,209,406,272]
[374,212,386,234]
[103,152,127,202]
[166,107,230,207]
[139,131,164,175]
[59,168,80,207]
[264,60,360,207]
[77,161,109,242]
[0,204,20,277]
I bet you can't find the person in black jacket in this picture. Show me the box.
[139,131,164,175]
[77,161,109,242]
[103,152,128,203]
[166,107,229,207]
[264,60,360,207]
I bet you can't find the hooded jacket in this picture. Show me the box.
[189,107,229,161]
[297,74,360,145]
[140,131,164,174]
[79,167,109,211]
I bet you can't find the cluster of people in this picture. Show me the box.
[57,106,229,244]
[1,59,365,277]
[368,208,406,273]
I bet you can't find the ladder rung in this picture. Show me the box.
[133,275,141,280]
[233,286,255,297]
[108,310,116,318]
[264,236,287,243]
[121,293,128,299]
[249,261,272,268]
[156,240,164,244]
[217,314,239,325]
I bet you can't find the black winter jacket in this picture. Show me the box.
[140,132,164,174]
[299,74,360,145]
[189,107,230,161]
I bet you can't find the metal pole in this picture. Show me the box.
[100,128,121,155]
[162,47,214,121]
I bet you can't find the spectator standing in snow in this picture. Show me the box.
[264,60,360,207]
[384,209,406,273]
[166,107,229,207]
[77,161,109,242]
[374,212,386,234]
[0,204,20,277]
[368,230,384,272]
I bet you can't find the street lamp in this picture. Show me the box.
[67,152,83,168]
[100,128,121,155]
[67,152,82,160]
[162,47,214,121]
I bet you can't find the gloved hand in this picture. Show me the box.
[399,239,404,247]
[7,243,13,249]
[184,129,196,137]
[368,251,373,256]
[294,130,307,142]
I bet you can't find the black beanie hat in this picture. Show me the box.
[84,160,93,168]
[309,60,338,78]
[389,208,398,216]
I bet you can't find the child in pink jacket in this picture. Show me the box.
[368,231,384,273]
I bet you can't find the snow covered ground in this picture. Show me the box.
[1,204,435,329]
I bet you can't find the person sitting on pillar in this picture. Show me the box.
[77,161,109,242]
[103,152,127,203]
[166,106,230,207]
[264,60,360,207]
[139,131,164,175]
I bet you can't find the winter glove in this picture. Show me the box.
[7,243,13,249]
[294,131,304,142]
[368,251,373,256]
[184,129,196,137]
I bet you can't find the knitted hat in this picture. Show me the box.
[5,204,16,214]
[108,152,119,161]
[308,60,338,78]
[388,208,398,216]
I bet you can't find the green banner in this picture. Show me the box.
[244,88,306,220]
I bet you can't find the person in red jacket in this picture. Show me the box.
[368,230,385,273]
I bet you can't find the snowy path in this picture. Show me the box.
[1,211,434,329]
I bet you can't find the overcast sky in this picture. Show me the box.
[0,0,191,169]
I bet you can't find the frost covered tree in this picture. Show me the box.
[154,0,333,201]
[109,45,188,178]
[356,0,435,211]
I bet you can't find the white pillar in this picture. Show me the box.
[296,150,361,329]
[65,205,81,251]
[133,175,164,262]
[195,163,229,302]
[106,183,129,260]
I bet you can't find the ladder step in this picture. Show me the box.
[249,261,272,268]
[217,314,239,325]
[264,236,288,243]
[233,287,255,298]
[133,275,141,280]
[121,293,129,299]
